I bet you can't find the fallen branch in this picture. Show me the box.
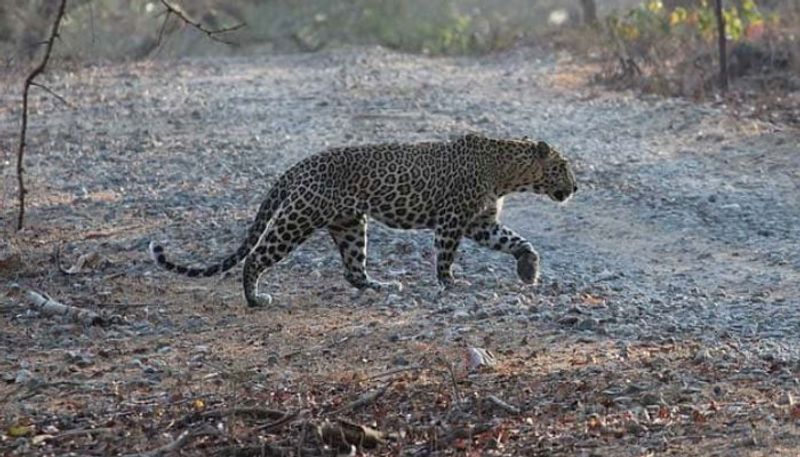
[296,421,309,456]
[119,429,193,457]
[215,444,298,457]
[181,406,287,426]
[254,409,302,432]
[367,364,422,380]
[318,419,384,450]
[331,381,393,415]
[445,361,461,403]
[52,427,115,441]
[486,395,521,415]
[435,422,496,449]
[158,0,244,46]
[16,0,68,230]
[26,290,103,325]
[56,247,102,275]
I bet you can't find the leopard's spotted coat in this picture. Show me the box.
[150,134,577,307]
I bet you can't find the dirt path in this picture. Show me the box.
[1,48,799,456]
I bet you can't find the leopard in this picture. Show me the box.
[149,133,577,307]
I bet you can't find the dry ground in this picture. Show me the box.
[1,48,799,456]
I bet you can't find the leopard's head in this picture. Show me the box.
[533,141,577,203]
[490,137,577,201]
[462,134,577,201]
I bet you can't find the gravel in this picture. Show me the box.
[1,46,799,455]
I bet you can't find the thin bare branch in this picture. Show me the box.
[331,381,394,415]
[119,429,192,457]
[52,427,115,441]
[29,81,73,108]
[158,0,245,46]
[155,10,172,48]
[16,0,68,230]
[486,394,521,415]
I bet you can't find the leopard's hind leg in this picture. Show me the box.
[329,214,402,292]
[242,204,319,307]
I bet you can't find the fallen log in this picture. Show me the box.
[318,419,384,450]
[26,290,103,325]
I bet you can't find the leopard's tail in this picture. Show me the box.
[148,186,286,278]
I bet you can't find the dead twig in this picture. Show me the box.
[253,409,302,432]
[16,0,68,230]
[318,419,384,450]
[486,395,521,415]
[296,420,309,457]
[94,302,157,308]
[26,290,103,325]
[445,361,461,404]
[366,364,422,380]
[28,81,72,107]
[158,0,244,46]
[56,246,101,275]
[436,422,496,449]
[119,429,194,457]
[331,381,394,415]
[181,406,287,426]
[51,427,115,441]
[215,443,294,457]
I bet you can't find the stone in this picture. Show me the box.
[465,347,497,371]
[693,348,712,364]
[0,239,21,274]
[557,315,580,326]
[777,392,795,406]
[577,317,600,331]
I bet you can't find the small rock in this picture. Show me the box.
[693,348,712,364]
[465,347,497,371]
[577,317,600,331]
[596,270,618,281]
[557,315,580,326]
[266,353,280,366]
[14,369,35,384]
[777,392,795,406]
[64,350,94,367]
[639,392,663,406]
[385,294,403,305]
[392,355,410,366]
[626,419,646,435]
[0,239,21,274]
[614,396,633,405]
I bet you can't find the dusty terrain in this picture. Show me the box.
[1,47,799,456]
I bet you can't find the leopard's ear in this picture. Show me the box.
[535,141,550,158]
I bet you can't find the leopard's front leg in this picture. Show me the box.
[434,216,468,287]
[468,215,540,285]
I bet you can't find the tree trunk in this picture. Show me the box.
[714,0,728,91]
[0,3,12,42]
[579,0,598,26]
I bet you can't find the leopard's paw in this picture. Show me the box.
[437,277,472,289]
[246,293,274,308]
[516,252,540,285]
[365,279,404,293]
